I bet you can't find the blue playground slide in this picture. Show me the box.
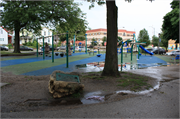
[139,45,154,55]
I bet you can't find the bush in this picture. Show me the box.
[32,40,41,48]
[8,44,13,49]
[26,41,33,46]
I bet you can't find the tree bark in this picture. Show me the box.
[101,0,120,77]
[13,28,21,53]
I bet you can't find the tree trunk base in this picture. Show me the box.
[13,51,21,53]
[101,70,121,77]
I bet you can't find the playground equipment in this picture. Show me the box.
[120,40,132,71]
[132,33,153,59]
[139,45,153,55]
[73,34,87,54]
[36,32,88,68]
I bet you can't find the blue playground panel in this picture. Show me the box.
[22,54,106,76]
[176,55,179,60]
[127,48,131,53]
[137,55,167,68]
[0,52,85,67]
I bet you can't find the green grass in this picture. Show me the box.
[82,75,104,80]
[155,55,179,63]
[117,75,152,91]
[0,51,32,55]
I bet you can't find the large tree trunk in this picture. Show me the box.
[13,28,21,53]
[101,0,120,77]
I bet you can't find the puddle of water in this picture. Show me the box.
[75,62,174,72]
[75,62,179,105]
[80,82,160,104]
[116,82,160,95]
[80,91,105,104]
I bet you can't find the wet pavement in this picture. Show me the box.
[1,64,179,118]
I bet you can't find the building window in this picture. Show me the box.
[90,34,91,36]
[98,39,100,41]
[44,31,46,36]
[123,33,126,36]
[93,33,94,35]
[99,33,100,35]
[0,38,4,41]
[48,31,50,35]
[104,33,107,35]
[48,38,50,42]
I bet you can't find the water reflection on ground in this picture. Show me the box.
[75,62,178,72]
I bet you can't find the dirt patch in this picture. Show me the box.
[1,71,157,113]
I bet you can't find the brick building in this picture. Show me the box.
[86,28,136,46]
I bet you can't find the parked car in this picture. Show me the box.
[152,48,166,54]
[20,46,33,51]
[41,46,57,51]
[0,46,9,51]
[75,46,90,51]
[146,48,153,52]
[75,46,80,51]
[166,50,180,56]
[49,46,57,51]
[57,46,66,50]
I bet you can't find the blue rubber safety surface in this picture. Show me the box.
[137,55,167,68]
[1,52,85,67]
[22,54,106,76]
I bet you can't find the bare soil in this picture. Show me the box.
[1,70,157,113]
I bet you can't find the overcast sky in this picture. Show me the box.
[75,0,173,40]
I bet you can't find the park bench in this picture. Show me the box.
[56,72,80,83]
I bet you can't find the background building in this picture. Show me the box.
[38,27,53,45]
[86,28,136,46]
[0,26,13,45]
[20,29,35,44]
[168,39,180,51]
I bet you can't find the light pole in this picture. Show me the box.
[149,26,155,41]
[158,33,161,54]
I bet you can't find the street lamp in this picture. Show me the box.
[149,26,155,36]
[149,26,155,41]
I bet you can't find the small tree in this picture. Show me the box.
[117,36,123,47]
[160,32,168,51]
[152,35,159,47]
[102,36,107,46]
[137,28,150,47]
[91,38,98,46]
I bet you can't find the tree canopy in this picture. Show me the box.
[117,36,123,47]
[0,0,87,53]
[137,28,150,47]
[91,38,98,46]
[152,35,159,47]
[162,1,179,43]
[160,32,168,51]
[102,36,107,46]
